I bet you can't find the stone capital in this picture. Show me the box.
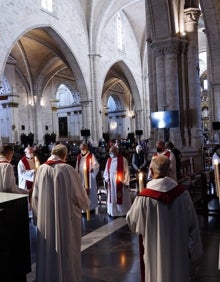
[149,38,181,57]
[184,8,201,24]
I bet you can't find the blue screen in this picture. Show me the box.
[151,111,179,128]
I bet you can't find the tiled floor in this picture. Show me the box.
[27,193,220,282]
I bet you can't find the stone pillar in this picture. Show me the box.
[210,83,220,143]
[81,100,93,141]
[88,54,102,145]
[184,7,203,149]
[149,39,182,144]
[2,93,19,143]
[135,109,143,131]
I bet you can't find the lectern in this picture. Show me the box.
[0,193,31,282]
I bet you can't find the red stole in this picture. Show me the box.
[107,154,124,204]
[139,184,186,204]
[21,156,34,189]
[44,160,65,165]
[77,153,92,188]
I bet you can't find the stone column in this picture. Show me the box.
[88,53,102,145]
[184,7,203,149]
[149,39,181,144]
[81,100,93,141]
[2,93,19,143]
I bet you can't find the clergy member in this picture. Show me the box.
[126,154,202,282]
[32,144,90,282]
[103,145,131,217]
[76,143,100,212]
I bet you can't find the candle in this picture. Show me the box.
[138,172,144,193]
[83,163,90,220]
[214,160,220,198]
[34,156,40,169]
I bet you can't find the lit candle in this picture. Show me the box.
[214,160,220,198]
[83,163,90,221]
[34,156,40,169]
[84,163,89,189]
[139,172,144,193]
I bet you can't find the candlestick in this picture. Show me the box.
[214,160,220,198]
[138,172,144,193]
[83,163,90,221]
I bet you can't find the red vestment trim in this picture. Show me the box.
[21,156,34,189]
[139,184,186,204]
[77,153,92,188]
[153,150,170,159]
[44,160,65,165]
[107,154,124,204]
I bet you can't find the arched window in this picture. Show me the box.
[56,84,80,107]
[107,95,123,111]
[41,0,53,13]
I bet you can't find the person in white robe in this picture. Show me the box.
[17,146,36,190]
[75,143,100,211]
[126,154,202,282]
[32,144,90,282]
[103,146,131,217]
[0,144,29,194]
[147,140,177,181]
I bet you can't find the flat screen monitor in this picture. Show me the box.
[212,122,220,130]
[150,110,179,128]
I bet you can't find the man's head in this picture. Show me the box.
[79,143,89,156]
[136,144,142,154]
[215,145,220,156]
[24,146,34,159]
[0,145,14,162]
[155,140,165,154]
[51,144,68,161]
[165,141,174,151]
[150,155,170,179]
[109,146,119,158]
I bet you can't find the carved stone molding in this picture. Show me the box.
[184,8,201,24]
[149,38,181,57]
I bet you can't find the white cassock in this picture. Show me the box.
[32,155,90,282]
[103,155,131,217]
[126,177,202,282]
[0,156,29,194]
[75,152,100,210]
[17,157,35,189]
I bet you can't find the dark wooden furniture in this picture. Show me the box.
[0,193,31,282]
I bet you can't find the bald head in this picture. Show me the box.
[156,140,165,153]
[51,144,68,160]
[150,155,170,178]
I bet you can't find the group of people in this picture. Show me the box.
[0,139,202,282]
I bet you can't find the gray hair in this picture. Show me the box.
[0,144,13,155]
[151,155,170,176]
[51,144,68,159]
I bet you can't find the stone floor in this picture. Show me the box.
[27,190,220,282]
